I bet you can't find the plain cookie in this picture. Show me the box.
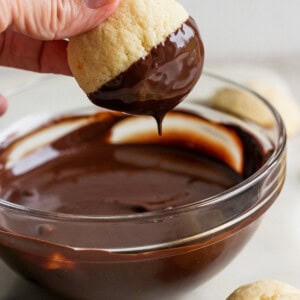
[275,295,300,300]
[211,80,300,138]
[248,80,300,137]
[227,280,300,300]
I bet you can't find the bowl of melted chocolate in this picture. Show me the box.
[0,74,286,300]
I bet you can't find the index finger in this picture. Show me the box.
[0,30,72,75]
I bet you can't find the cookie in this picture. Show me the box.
[68,0,204,121]
[227,280,300,300]
[275,295,300,300]
[247,80,300,137]
[211,87,274,127]
[211,80,300,138]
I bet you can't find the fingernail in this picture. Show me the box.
[84,0,109,9]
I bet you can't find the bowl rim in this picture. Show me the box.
[0,72,287,224]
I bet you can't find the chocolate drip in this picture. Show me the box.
[88,17,204,134]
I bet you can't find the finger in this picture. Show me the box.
[0,94,8,116]
[6,0,119,40]
[0,30,71,75]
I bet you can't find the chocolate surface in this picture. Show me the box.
[2,141,242,216]
[0,110,273,300]
[1,113,241,216]
[88,18,204,133]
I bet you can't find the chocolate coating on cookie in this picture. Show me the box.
[88,18,204,132]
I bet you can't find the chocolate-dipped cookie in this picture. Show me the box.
[67,0,204,132]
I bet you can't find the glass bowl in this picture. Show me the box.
[0,73,286,300]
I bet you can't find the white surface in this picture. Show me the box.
[180,0,300,62]
[0,63,300,299]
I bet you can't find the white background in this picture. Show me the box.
[180,0,300,62]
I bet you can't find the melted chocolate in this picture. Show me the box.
[1,114,242,216]
[88,18,204,134]
[2,144,243,215]
[0,111,272,300]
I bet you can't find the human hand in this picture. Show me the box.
[0,0,119,115]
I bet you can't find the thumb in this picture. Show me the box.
[1,0,119,40]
